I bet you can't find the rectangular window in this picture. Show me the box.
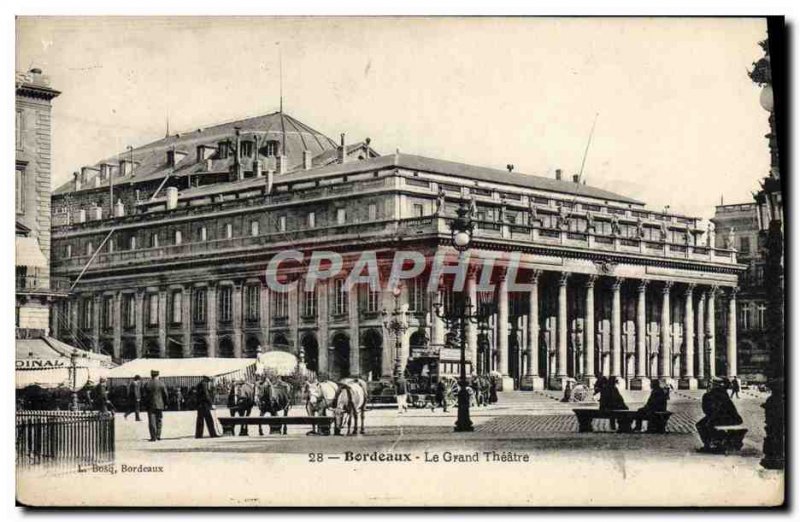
[150,233,159,248]
[757,304,766,330]
[66,244,72,258]
[333,279,348,315]
[192,288,207,324]
[101,297,112,330]
[362,285,380,313]
[336,208,347,225]
[412,204,423,218]
[81,299,93,330]
[15,168,25,215]
[147,293,159,326]
[16,110,23,150]
[407,278,426,312]
[123,294,136,328]
[219,286,233,323]
[369,203,379,221]
[308,212,316,228]
[200,226,207,241]
[739,236,751,255]
[130,236,137,250]
[272,291,288,319]
[739,305,750,331]
[279,215,286,232]
[245,285,260,321]
[251,220,259,236]
[171,290,183,324]
[175,230,182,245]
[302,289,317,318]
[225,223,233,239]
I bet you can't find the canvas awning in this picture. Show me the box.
[16,337,113,389]
[107,357,258,388]
[15,237,48,268]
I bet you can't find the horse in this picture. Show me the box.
[258,377,293,435]
[227,381,257,436]
[302,380,339,434]
[332,378,368,436]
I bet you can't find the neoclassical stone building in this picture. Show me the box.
[50,111,744,390]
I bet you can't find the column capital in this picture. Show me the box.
[466,263,480,279]
[585,274,597,289]
[529,269,542,284]
[728,286,739,298]
[497,266,509,282]
[558,272,570,287]
[708,284,720,297]
[685,282,696,296]
[661,280,673,294]
[637,279,649,293]
[611,277,624,291]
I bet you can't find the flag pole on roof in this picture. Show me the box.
[278,41,287,157]
[567,112,599,213]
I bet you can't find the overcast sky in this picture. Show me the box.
[17,16,768,219]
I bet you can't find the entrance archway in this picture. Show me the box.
[301,333,319,374]
[360,329,383,381]
[167,338,183,358]
[122,340,137,361]
[272,333,290,352]
[244,336,260,358]
[219,337,234,358]
[193,338,208,357]
[329,332,350,380]
[145,340,161,358]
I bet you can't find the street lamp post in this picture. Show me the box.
[381,285,408,381]
[70,350,79,411]
[432,201,491,433]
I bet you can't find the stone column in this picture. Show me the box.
[727,287,738,378]
[630,280,650,391]
[289,283,300,354]
[696,290,706,384]
[659,281,673,382]
[112,293,122,359]
[182,286,192,358]
[158,289,167,358]
[497,270,513,391]
[553,272,570,390]
[432,286,446,347]
[680,284,698,389]
[207,284,218,357]
[707,286,717,378]
[232,283,242,358]
[317,280,330,377]
[260,283,271,349]
[348,284,361,377]
[466,267,479,374]
[134,290,144,358]
[611,277,623,379]
[584,275,596,386]
[522,270,544,390]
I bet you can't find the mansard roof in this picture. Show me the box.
[53,111,339,194]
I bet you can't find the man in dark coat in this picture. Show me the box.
[599,376,628,430]
[144,370,169,441]
[124,375,142,421]
[94,378,112,414]
[730,377,741,399]
[432,380,448,412]
[696,379,744,451]
[634,380,669,431]
[195,376,219,438]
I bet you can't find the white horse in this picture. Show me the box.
[333,378,368,436]
[302,380,338,434]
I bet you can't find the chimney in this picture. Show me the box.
[573,174,580,183]
[266,170,274,194]
[506,164,515,173]
[338,133,347,164]
[165,187,179,210]
[205,158,213,171]
[73,171,82,191]
[254,158,263,178]
[73,208,86,224]
[90,206,102,221]
[303,150,312,170]
[114,199,125,217]
[555,168,563,181]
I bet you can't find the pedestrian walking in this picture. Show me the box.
[124,375,142,421]
[195,376,219,438]
[432,380,448,412]
[94,378,113,414]
[144,370,169,441]
[395,375,408,413]
[488,376,498,404]
[730,377,741,399]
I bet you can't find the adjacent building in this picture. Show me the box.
[49,110,745,390]
[16,68,67,337]
[712,203,769,383]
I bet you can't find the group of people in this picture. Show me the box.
[393,374,499,414]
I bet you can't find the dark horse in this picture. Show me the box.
[258,377,293,435]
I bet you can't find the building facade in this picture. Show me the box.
[50,111,744,390]
[16,68,66,338]
[711,203,769,382]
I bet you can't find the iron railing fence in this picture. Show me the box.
[16,410,114,471]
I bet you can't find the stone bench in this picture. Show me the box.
[704,425,748,453]
[573,409,672,433]
[218,416,333,436]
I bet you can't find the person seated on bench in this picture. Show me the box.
[696,378,744,451]
[599,376,628,430]
[634,379,669,432]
